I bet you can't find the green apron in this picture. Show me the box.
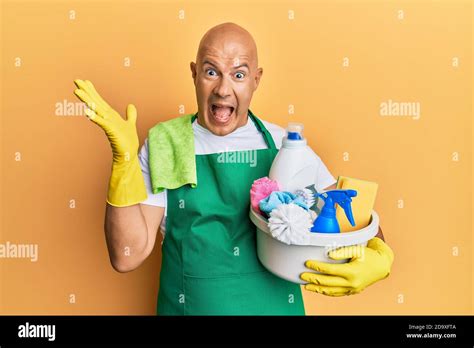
[157,111,305,315]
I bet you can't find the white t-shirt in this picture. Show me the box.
[138,117,336,234]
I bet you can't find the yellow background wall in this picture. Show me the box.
[1,0,472,314]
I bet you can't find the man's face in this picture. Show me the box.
[190,33,262,136]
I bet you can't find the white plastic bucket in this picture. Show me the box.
[249,207,380,284]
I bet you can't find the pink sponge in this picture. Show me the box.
[250,177,280,215]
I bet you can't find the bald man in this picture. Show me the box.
[73,22,393,315]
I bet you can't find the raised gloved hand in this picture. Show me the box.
[301,237,394,296]
[73,79,147,207]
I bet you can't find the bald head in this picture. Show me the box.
[196,22,259,72]
[190,22,263,136]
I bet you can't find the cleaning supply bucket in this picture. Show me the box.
[249,207,380,284]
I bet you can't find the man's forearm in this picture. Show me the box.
[104,204,149,272]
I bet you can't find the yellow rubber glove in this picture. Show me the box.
[301,237,394,296]
[73,79,147,207]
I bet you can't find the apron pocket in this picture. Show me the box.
[182,271,305,315]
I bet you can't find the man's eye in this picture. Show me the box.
[235,72,245,79]
[206,68,217,76]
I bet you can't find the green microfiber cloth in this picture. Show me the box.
[148,114,197,194]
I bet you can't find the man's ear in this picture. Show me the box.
[190,62,197,85]
[254,67,263,91]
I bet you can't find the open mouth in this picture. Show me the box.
[209,103,235,125]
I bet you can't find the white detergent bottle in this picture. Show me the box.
[269,123,320,192]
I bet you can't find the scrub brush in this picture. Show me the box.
[268,203,313,245]
[294,188,316,208]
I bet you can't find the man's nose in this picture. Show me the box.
[213,75,232,98]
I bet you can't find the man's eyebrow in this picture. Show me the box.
[202,60,218,68]
[202,60,250,70]
[233,63,249,70]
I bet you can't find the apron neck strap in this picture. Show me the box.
[247,109,277,150]
[191,110,277,150]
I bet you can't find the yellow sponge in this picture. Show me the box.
[336,176,378,232]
